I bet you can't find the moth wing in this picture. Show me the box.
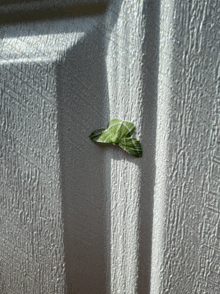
[96,128,116,143]
[114,120,136,142]
[119,137,142,158]
[89,128,106,142]
[105,119,123,143]
[89,119,122,143]
[120,121,136,138]
[107,119,136,142]
[107,118,122,128]
[90,119,137,145]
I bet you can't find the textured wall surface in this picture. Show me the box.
[0,34,66,293]
[1,0,220,293]
[152,0,220,293]
[0,16,107,293]
[104,1,159,293]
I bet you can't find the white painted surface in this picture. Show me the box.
[0,16,107,293]
[152,0,220,293]
[151,0,174,293]
[104,1,158,293]
[0,0,220,293]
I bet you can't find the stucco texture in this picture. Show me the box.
[0,0,220,293]
[153,0,220,293]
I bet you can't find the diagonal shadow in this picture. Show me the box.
[137,1,161,293]
[0,1,108,26]
[56,14,113,293]
[56,0,160,292]
[1,0,160,292]
[103,1,161,293]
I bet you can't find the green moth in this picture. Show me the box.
[89,118,142,158]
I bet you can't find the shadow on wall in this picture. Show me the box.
[56,0,160,292]
[55,9,121,292]
[103,1,161,293]
[1,0,160,292]
[0,1,108,26]
[137,1,161,293]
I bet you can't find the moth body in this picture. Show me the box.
[89,118,142,158]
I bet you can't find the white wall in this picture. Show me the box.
[153,0,220,293]
[1,15,107,293]
[0,0,220,293]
